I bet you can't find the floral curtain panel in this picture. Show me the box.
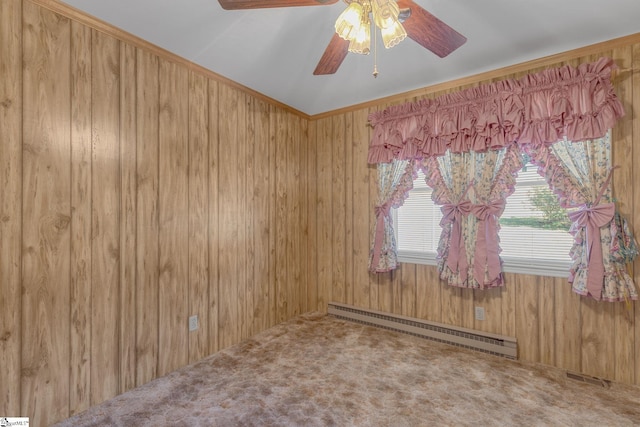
[422,145,522,288]
[366,57,637,301]
[424,145,522,288]
[368,159,416,273]
[524,133,638,302]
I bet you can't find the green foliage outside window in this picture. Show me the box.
[500,187,571,231]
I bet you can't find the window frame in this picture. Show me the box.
[393,167,573,278]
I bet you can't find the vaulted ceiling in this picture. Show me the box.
[59,0,640,116]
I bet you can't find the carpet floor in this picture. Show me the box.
[53,312,640,426]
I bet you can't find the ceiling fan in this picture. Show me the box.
[217,0,466,75]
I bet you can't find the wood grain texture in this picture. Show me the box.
[0,0,22,416]
[500,273,517,337]
[21,4,71,423]
[416,265,441,323]
[514,275,540,363]
[90,30,121,404]
[253,98,272,333]
[538,278,556,367]
[6,3,312,423]
[611,46,636,385]
[135,48,160,387]
[267,104,278,327]
[207,79,220,355]
[400,264,417,317]
[633,41,640,385]
[69,20,92,415]
[30,0,311,120]
[377,262,394,314]
[119,41,138,395]
[158,59,190,377]
[244,95,256,337]
[275,109,289,322]
[581,299,615,379]
[300,116,311,314]
[218,0,338,10]
[368,108,380,313]
[217,84,240,350]
[188,71,209,363]
[290,114,303,317]
[351,108,372,310]
[306,119,319,312]
[332,114,347,305]
[316,117,333,312]
[473,287,501,333]
[344,112,354,307]
[313,33,349,76]
[439,286,462,327]
[237,93,249,340]
[460,287,475,330]
[392,265,403,315]
[396,0,466,58]
[281,111,293,320]
[553,275,581,372]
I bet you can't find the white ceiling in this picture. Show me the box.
[59,0,640,116]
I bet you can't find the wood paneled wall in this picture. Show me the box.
[3,0,640,425]
[309,43,640,388]
[0,1,309,424]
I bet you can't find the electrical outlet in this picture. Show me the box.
[188,315,198,332]
[475,306,485,321]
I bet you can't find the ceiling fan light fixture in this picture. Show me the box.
[334,0,406,54]
[348,19,371,54]
[335,2,365,41]
[380,18,406,48]
[371,0,400,29]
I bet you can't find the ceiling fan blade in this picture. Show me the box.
[313,33,349,75]
[396,0,466,58]
[218,0,338,10]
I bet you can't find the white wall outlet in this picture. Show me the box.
[475,306,485,321]
[188,315,198,332]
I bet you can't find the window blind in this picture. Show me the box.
[396,165,573,277]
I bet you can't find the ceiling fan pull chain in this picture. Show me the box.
[373,21,379,78]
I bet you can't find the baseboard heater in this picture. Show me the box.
[328,302,517,360]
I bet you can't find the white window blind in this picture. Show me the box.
[395,162,573,277]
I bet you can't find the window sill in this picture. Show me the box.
[397,251,570,278]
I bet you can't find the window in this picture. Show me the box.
[395,161,574,277]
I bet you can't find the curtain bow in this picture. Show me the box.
[471,200,506,286]
[567,203,615,300]
[375,203,392,218]
[371,202,393,271]
[440,200,472,281]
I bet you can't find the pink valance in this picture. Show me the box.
[368,57,625,164]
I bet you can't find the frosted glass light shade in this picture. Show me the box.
[380,19,406,48]
[371,0,400,29]
[348,21,371,54]
[334,0,406,59]
[335,2,365,41]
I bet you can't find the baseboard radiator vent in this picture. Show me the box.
[566,371,611,388]
[328,302,517,360]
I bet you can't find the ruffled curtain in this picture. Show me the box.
[367,57,637,301]
[424,145,522,288]
[368,159,416,273]
[524,133,638,302]
[368,57,624,162]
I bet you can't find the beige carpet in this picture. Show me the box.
[54,312,640,426]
